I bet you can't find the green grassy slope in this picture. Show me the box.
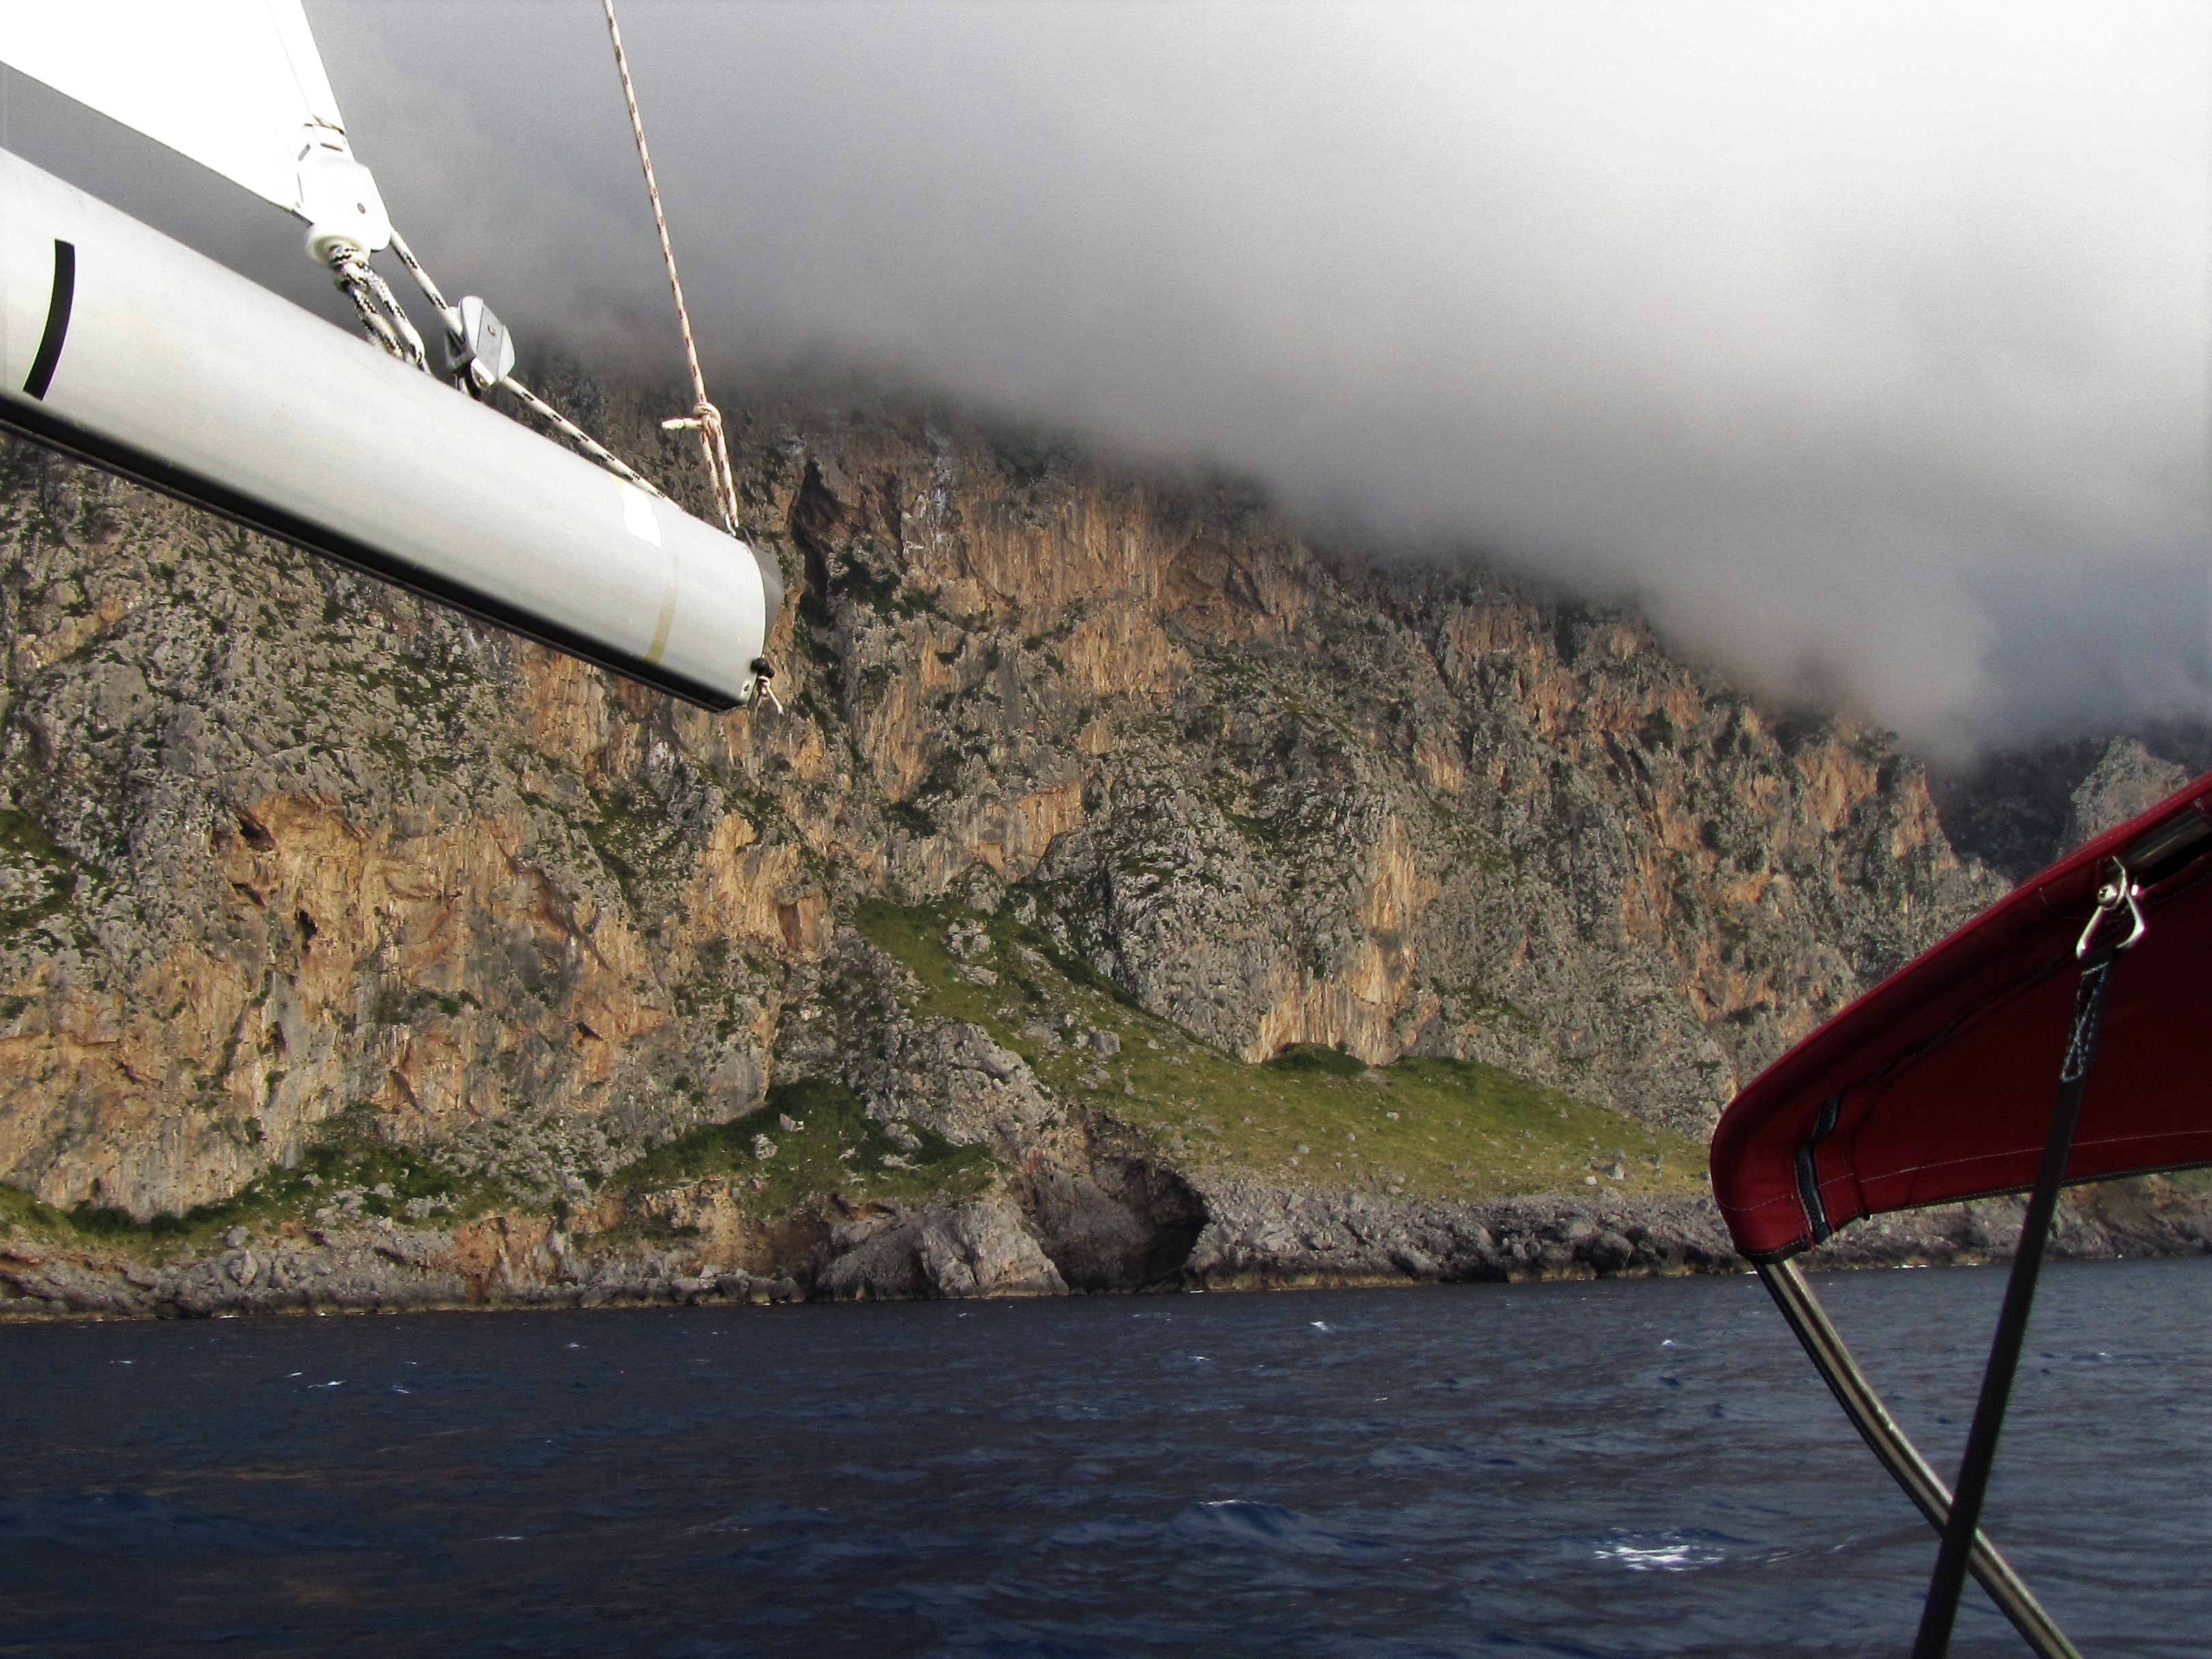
[856,898,1710,1200]
[607,1078,996,1212]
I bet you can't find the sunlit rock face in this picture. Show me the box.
[0,386,2000,1220]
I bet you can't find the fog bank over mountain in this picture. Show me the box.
[8,2,2208,757]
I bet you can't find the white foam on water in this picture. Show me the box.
[1594,1533,1732,1574]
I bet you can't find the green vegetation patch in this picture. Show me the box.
[609,1077,994,1213]
[853,893,1708,1200]
[0,1181,74,1239]
[1267,1043,1366,1079]
[0,1115,519,1258]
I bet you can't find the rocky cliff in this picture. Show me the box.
[1934,726,2212,884]
[6,378,2196,1315]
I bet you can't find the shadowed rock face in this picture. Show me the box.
[1030,1159,1209,1291]
[1,386,2001,1235]
[2061,738,2191,848]
[1934,727,2212,884]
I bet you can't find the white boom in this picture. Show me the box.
[0,149,781,710]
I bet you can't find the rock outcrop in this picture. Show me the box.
[814,1195,1069,1300]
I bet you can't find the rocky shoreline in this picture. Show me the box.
[8,1169,2207,1321]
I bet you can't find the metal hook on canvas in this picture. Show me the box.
[2075,861,2146,959]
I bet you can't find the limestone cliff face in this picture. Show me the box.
[0,388,1998,1219]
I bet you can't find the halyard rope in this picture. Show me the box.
[602,0,743,536]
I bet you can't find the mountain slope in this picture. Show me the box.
[1,380,2059,1304]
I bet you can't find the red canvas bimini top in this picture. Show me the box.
[1710,770,2212,1261]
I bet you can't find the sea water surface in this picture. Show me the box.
[3,1256,2208,1658]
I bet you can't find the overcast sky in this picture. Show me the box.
[5,2,2206,758]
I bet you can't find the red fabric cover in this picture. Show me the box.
[1709,771,2212,1260]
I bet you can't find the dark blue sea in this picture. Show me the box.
[3,1257,2207,1658]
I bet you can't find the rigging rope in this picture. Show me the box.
[500,375,667,497]
[601,0,743,536]
[382,228,664,495]
[386,229,461,355]
[325,244,426,371]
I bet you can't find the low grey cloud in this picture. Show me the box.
[7,1,2206,757]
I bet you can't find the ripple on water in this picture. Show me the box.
[1170,1499,1396,1561]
